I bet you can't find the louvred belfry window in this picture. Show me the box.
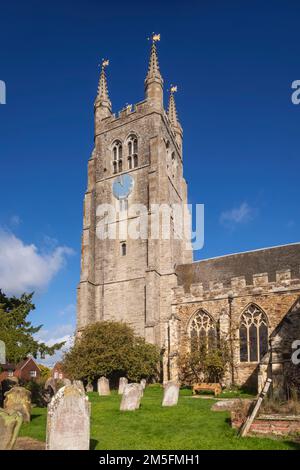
[112,140,122,174]
[127,135,138,169]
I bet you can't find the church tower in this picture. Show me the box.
[77,37,192,378]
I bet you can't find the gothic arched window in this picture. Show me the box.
[239,304,268,363]
[112,140,122,174]
[188,310,217,352]
[127,135,138,168]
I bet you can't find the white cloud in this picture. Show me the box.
[0,230,74,295]
[220,202,255,228]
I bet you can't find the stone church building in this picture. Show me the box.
[77,39,300,394]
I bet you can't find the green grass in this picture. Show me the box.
[20,385,300,450]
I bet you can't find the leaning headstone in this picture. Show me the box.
[120,383,142,411]
[118,377,128,394]
[162,381,179,407]
[73,380,85,393]
[4,386,31,422]
[97,377,110,396]
[0,408,23,450]
[46,384,90,450]
[0,340,5,364]
[86,383,93,393]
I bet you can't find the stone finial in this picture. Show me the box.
[96,59,110,102]
[145,35,162,81]
[168,86,179,126]
[144,35,163,109]
[95,59,112,121]
[167,85,183,147]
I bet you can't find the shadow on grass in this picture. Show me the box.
[90,439,99,450]
[31,414,43,420]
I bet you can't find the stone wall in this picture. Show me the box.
[170,257,300,390]
[232,415,300,437]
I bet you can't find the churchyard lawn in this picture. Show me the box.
[20,385,300,450]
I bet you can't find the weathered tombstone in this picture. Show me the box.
[46,384,90,450]
[45,377,57,395]
[211,399,253,412]
[4,386,31,422]
[0,340,5,364]
[73,380,85,394]
[0,408,23,450]
[97,376,110,396]
[120,383,142,411]
[62,378,71,386]
[118,377,128,394]
[86,382,94,393]
[140,379,146,390]
[162,381,179,407]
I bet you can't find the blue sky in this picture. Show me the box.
[0,1,299,363]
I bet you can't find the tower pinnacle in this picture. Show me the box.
[167,85,183,148]
[145,34,163,109]
[95,59,112,123]
[168,85,179,126]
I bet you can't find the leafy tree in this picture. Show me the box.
[0,290,64,364]
[178,339,230,385]
[38,364,52,380]
[62,321,159,383]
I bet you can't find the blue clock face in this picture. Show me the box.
[112,174,134,200]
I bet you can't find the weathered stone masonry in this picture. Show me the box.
[77,39,300,391]
[167,244,300,390]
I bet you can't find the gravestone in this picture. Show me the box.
[211,399,242,412]
[0,408,23,450]
[162,381,179,407]
[0,340,5,364]
[140,379,146,390]
[44,377,57,395]
[46,384,90,450]
[118,377,128,394]
[86,383,94,393]
[120,383,142,411]
[1,376,18,396]
[73,380,85,393]
[4,386,31,422]
[97,377,110,396]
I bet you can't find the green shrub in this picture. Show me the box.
[62,321,160,384]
